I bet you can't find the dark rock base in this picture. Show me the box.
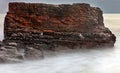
[0,32,116,63]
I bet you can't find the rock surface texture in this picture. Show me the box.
[0,2,116,63]
[4,2,116,48]
[0,40,44,63]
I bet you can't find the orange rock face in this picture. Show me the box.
[4,2,116,48]
[5,3,104,32]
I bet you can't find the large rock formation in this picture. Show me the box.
[0,2,116,63]
[4,2,116,49]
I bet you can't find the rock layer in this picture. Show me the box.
[4,2,116,48]
[0,40,44,63]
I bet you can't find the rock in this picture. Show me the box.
[4,2,116,48]
[24,46,44,59]
[0,40,44,63]
[0,2,116,63]
[0,41,2,46]
[0,46,23,63]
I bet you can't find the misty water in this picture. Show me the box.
[0,14,120,73]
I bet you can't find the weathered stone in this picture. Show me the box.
[0,2,116,63]
[0,45,23,63]
[24,46,44,59]
[4,2,116,48]
[0,40,45,63]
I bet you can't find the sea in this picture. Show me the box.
[0,14,119,73]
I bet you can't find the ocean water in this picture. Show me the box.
[0,14,120,73]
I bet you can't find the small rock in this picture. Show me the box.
[25,46,44,59]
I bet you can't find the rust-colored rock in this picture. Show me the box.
[4,2,116,48]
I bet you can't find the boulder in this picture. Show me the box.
[0,40,44,63]
[0,2,116,63]
[24,46,44,59]
[4,2,116,49]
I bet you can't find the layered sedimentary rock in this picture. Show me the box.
[4,2,116,49]
[0,40,44,63]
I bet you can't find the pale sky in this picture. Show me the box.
[0,0,120,13]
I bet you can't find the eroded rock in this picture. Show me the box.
[1,2,116,63]
[25,46,44,59]
[0,40,44,63]
[4,2,116,48]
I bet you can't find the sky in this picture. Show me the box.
[0,0,120,14]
